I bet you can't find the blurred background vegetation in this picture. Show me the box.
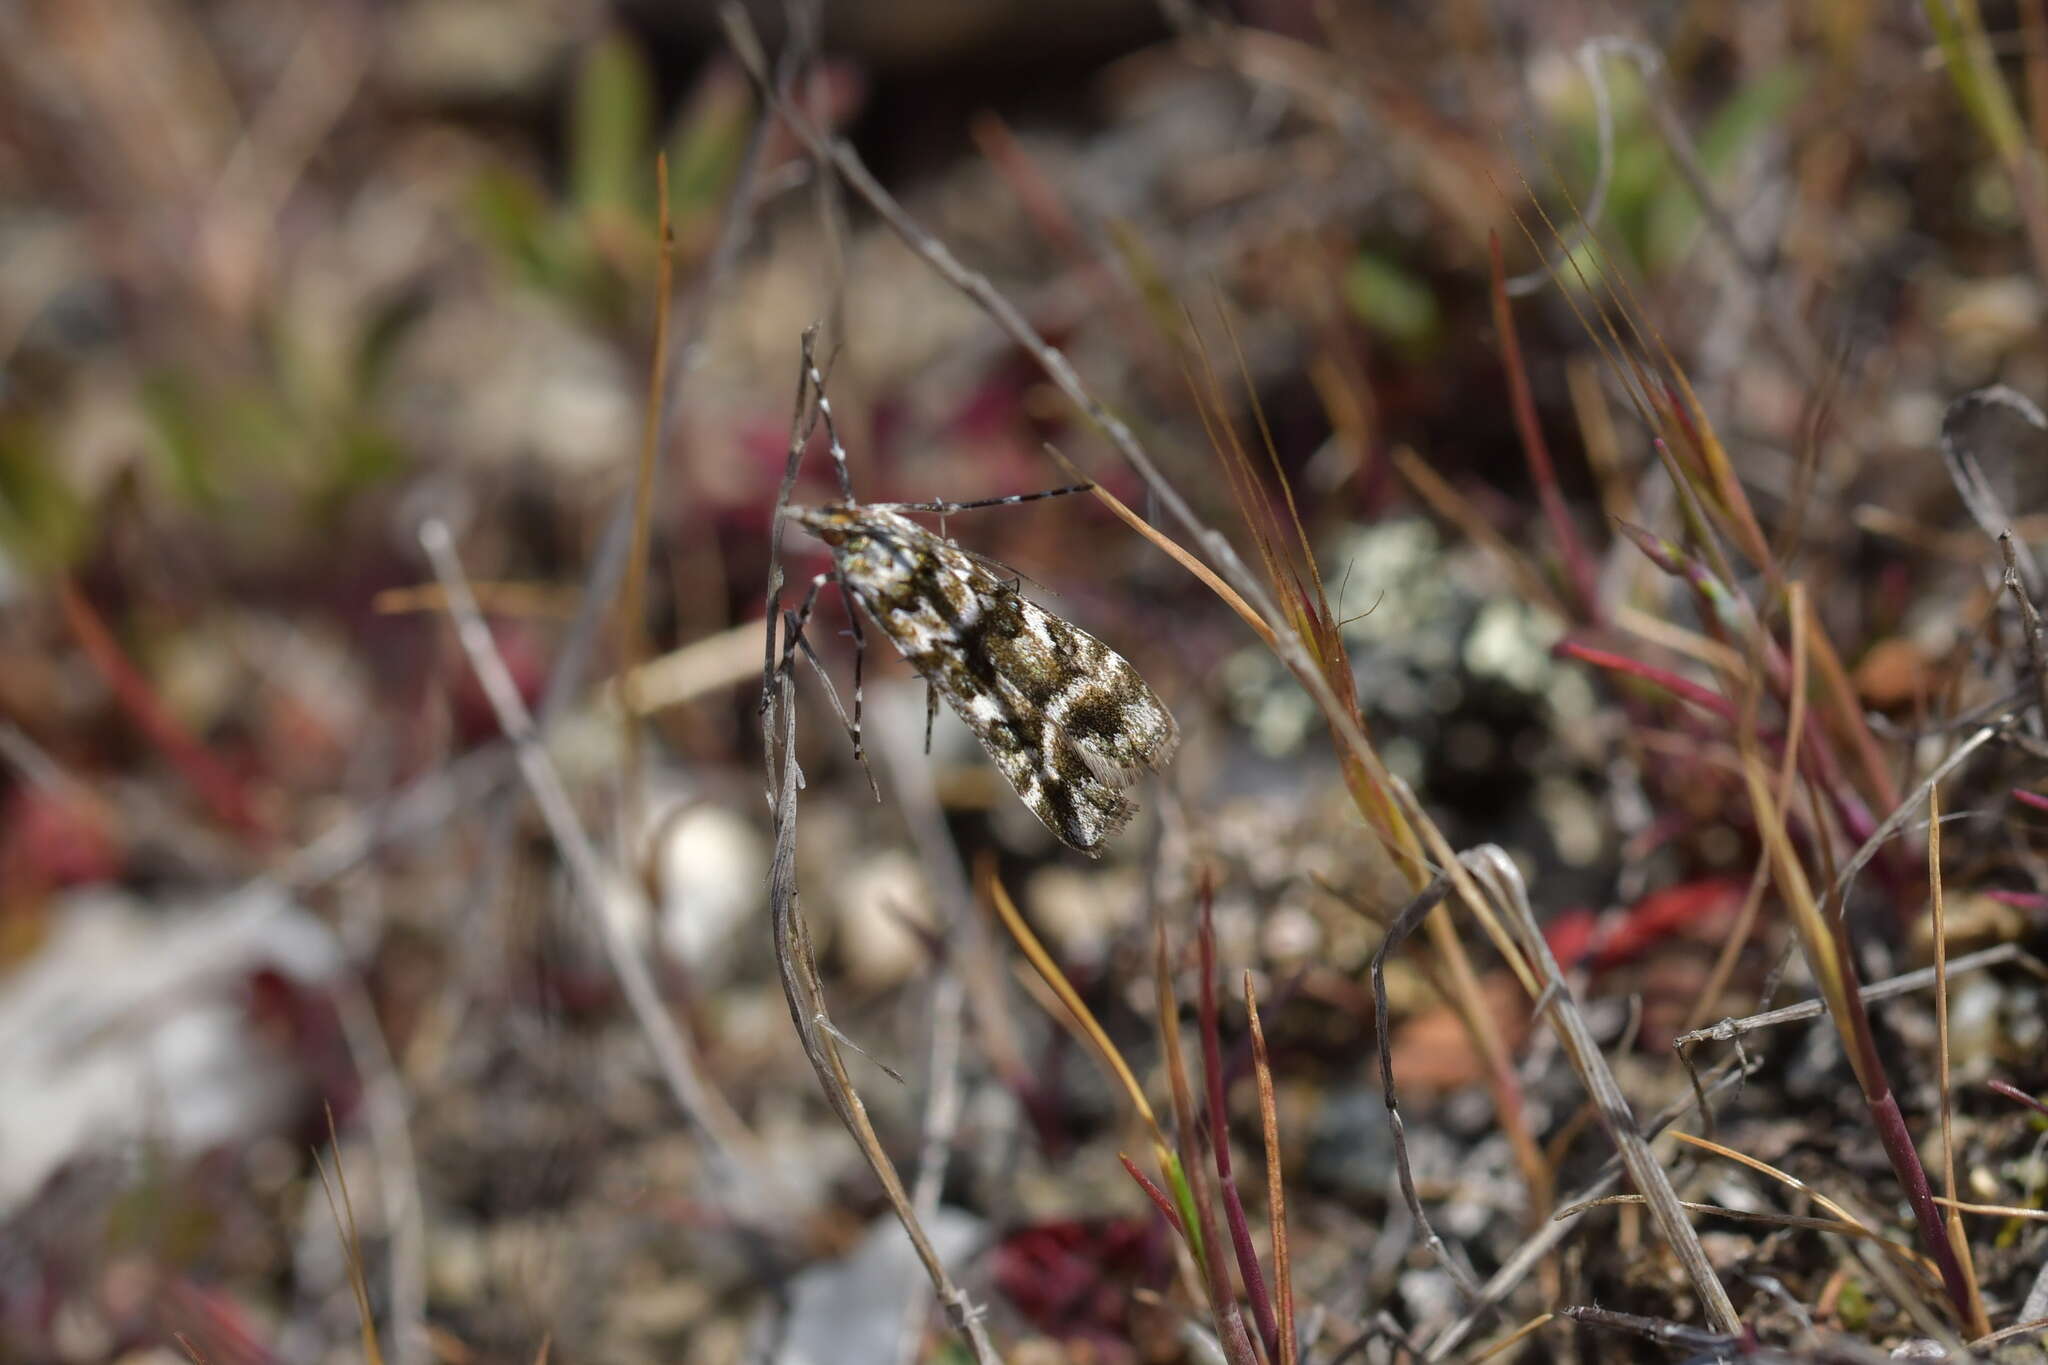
[8,2,2048,1363]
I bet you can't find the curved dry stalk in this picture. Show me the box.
[1367,872,1482,1306]
[1499,37,1624,297]
[764,664,1002,1364]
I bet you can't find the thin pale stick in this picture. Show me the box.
[1674,942,2031,1048]
[419,519,772,1204]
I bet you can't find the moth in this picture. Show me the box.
[790,500,1178,855]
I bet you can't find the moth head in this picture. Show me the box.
[786,503,858,547]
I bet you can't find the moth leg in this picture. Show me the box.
[838,587,877,794]
[778,572,828,670]
[923,679,938,755]
[783,572,881,800]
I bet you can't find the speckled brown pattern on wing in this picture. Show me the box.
[793,503,1177,853]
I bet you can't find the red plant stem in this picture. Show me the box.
[1156,917,1259,1365]
[2013,787,2048,814]
[1733,609,1880,850]
[1489,231,1602,625]
[1868,1087,1979,1326]
[1559,638,1876,852]
[1826,912,1982,1331]
[1990,1078,2048,1119]
[1199,886,1281,1364]
[1118,1153,1188,1238]
[1614,529,1881,850]
[58,578,269,845]
[1555,639,1735,719]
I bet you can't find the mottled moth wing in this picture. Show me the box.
[793,504,1177,854]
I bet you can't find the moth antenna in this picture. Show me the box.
[801,329,856,504]
[871,483,1095,516]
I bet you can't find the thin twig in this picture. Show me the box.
[417,519,773,1208]
[1501,38,1622,297]
[1561,1305,1737,1354]
[1674,942,2033,1048]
